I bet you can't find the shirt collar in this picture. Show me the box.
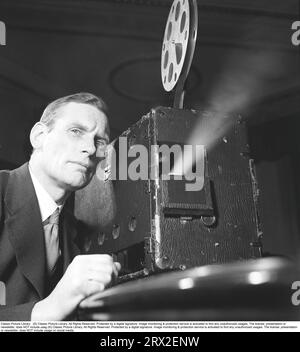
[29,163,64,222]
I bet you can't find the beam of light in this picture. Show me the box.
[173,18,286,179]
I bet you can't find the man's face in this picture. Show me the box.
[37,102,109,191]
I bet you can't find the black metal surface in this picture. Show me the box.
[152,107,261,271]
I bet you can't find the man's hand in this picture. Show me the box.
[31,254,121,321]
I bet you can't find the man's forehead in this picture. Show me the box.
[55,102,109,133]
[56,102,106,120]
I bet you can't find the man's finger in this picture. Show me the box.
[84,280,105,297]
[88,264,115,276]
[114,262,121,273]
[85,254,114,264]
[87,272,112,286]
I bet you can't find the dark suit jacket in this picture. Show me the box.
[0,163,81,320]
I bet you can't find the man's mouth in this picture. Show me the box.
[70,161,90,170]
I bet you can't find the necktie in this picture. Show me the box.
[43,208,61,275]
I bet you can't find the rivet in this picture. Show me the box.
[128,217,137,232]
[97,233,106,246]
[112,224,120,240]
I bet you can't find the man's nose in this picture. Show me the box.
[82,138,96,156]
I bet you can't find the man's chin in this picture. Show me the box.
[65,174,92,190]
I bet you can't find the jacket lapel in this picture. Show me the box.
[5,163,46,299]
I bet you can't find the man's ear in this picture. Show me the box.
[30,122,48,150]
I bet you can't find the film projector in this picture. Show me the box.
[75,0,262,282]
[76,0,300,321]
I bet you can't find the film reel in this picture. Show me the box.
[161,0,198,107]
[161,0,190,92]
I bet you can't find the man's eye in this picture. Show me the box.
[96,139,107,148]
[70,128,82,135]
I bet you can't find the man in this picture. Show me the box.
[0,92,121,320]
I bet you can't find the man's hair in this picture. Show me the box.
[40,92,108,129]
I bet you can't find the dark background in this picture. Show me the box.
[0,0,299,259]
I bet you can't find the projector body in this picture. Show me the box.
[75,107,262,280]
